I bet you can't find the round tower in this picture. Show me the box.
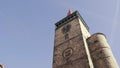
[87,33,119,68]
[0,65,5,68]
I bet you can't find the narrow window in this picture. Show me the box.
[94,40,99,43]
[66,24,71,32]
[65,34,69,40]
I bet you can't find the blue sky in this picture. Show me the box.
[0,0,120,68]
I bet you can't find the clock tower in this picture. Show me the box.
[52,10,94,68]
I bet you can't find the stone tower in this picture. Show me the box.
[0,65,5,68]
[52,10,119,68]
[53,10,94,68]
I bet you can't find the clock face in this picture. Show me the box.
[62,47,73,59]
[62,24,71,34]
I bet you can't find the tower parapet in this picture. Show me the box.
[55,11,89,31]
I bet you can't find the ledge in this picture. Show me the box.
[55,11,89,31]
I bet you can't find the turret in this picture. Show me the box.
[87,33,119,68]
[0,65,5,68]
